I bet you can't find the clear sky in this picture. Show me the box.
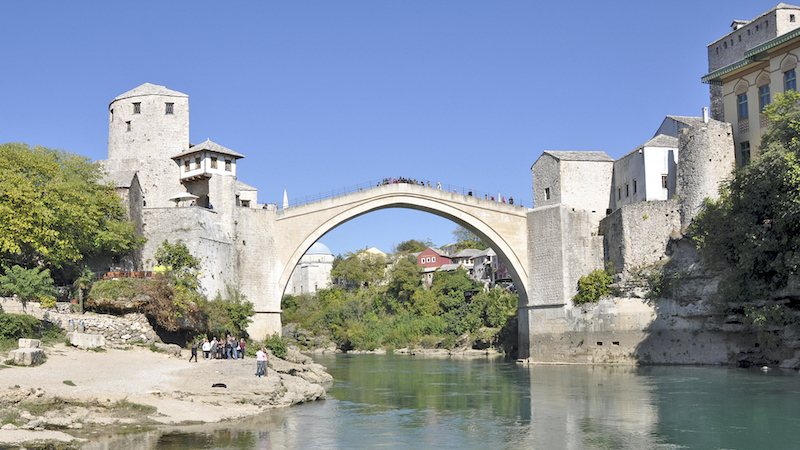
[0,0,779,256]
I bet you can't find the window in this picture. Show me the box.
[740,141,751,167]
[432,256,436,262]
[241,200,250,208]
[184,160,190,172]
[194,157,201,170]
[110,109,114,122]
[625,183,629,197]
[661,175,668,189]
[126,121,131,132]
[759,85,770,111]
[165,102,174,115]
[792,14,796,22]
[225,159,232,171]
[737,93,748,120]
[544,187,550,200]
[633,179,637,194]
[211,157,217,169]
[785,69,796,92]
[133,102,141,114]
[617,187,621,200]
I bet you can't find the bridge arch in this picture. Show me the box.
[273,183,530,307]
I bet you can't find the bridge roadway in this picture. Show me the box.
[239,182,532,339]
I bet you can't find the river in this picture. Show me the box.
[82,354,800,449]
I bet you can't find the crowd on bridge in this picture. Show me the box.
[379,177,514,205]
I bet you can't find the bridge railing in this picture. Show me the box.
[284,178,533,208]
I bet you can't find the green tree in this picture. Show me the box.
[394,239,432,253]
[452,226,489,251]
[155,240,201,290]
[0,265,56,307]
[0,143,143,272]
[331,250,386,290]
[205,284,255,338]
[691,90,800,298]
[572,267,613,306]
[385,257,422,313]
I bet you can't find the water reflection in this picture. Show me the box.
[77,355,800,449]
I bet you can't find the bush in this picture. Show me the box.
[573,266,613,305]
[0,312,41,340]
[264,333,287,359]
[0,265,56,307]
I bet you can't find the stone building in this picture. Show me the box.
[703,3,800,165]
[287,242,334,295]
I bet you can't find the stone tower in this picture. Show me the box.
[675,118,735,231]
[105,83,190,208]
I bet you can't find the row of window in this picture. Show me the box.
[715,18,782,54]
[615,176,668,200]
[420,256,437,264]
[130,102,174,115]
[737,69,796,120]
[183,157,232,172]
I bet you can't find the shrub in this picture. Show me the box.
[0,265,56,307]
[573,266,613,305]
[264,333,287,359]
[0,312,40,340]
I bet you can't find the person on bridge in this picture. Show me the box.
[436,182,441,189]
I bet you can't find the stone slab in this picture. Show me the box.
[18,338,40,349]
[8,348,44,366]
[66,332,106,349]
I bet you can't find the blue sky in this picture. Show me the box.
[0,0,778,256]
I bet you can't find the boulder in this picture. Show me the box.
[8,348,45,366]
[18,338,41,348]
[66,332,106,349]
[154,343,182,357]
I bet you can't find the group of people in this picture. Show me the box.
[189,336,270,377]
[192,335,246,361]
[380,177,431,187]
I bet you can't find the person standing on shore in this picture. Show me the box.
[210,337,218,360]
[189,340,198,362]
[201,338,211,359]
[255,347,267,377]
[239,338,246,359]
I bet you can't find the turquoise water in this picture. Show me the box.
[83,354,800,449]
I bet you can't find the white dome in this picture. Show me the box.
[306,242,333,255]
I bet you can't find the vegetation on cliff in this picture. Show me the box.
[691,91,800,336]
[283,236,518,355]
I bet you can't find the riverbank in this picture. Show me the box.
[0,343,332,447]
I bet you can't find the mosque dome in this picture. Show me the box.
[306,242,333,255]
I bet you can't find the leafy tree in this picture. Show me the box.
[205,284,255,338]
[452,226,489,251]
[0,265,56,307]
[431,267,478,311]
[394,239,432,253]
[385,257,422,312]
[331,250,386,290]
[691,91,800,298]
[155,240,201,290]
[0,143,143,272]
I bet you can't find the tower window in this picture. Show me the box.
[661,175,668,189]
[110,109,114,122]
[617,187,621,200]
[625,183,629,197]
[633,179,637,194]
[545,187,551,200]
[211,157,217,169]
[194,157,201,170]
[792,14,796,22]
[126,121,131,132]
[165,103,174,115]
[184,159,190,172]
[225,160,232,171]
[133,102,141,114]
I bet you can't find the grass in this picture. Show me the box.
[109,398,157,418]
[62,380,76,386]
[20,396,69,415]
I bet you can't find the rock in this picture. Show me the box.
[1,423,18,430]
[154,343,182,357]
[67,332,106,349]
[780,358,800,370]
[18,338,41,348]
[8,348,44,366]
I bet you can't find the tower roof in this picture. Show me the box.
[111,83,188,104]
[172,139,245,159]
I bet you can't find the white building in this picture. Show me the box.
[287,242,334,295]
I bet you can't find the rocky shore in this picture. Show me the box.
[0,343,332,448]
